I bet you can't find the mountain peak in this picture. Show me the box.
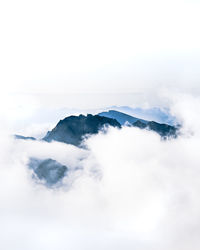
[43,114,121,146]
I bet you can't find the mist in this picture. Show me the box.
[0,94,200,249]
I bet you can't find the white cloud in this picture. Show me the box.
[1,94,200,249]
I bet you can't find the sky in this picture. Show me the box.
[0,0,200,102]
[0,0,200,134]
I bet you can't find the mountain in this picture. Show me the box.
[133,120,177,138]
[106,106,176,125]
[98,110,177,137]
[43,114,121,146]
[98,110,148,125]
[14,134,36,140]
[15,112,178,147]
[43,112,177,147]
[17,112,177,189]
[29,158,68,187]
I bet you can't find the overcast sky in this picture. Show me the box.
[0,0,200,128]
[1,0,200,97]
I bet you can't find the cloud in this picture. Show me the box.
[1,94,200,249]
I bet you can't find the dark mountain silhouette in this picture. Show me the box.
[132,120,147,129]
[43,114,121,146]
[133,120,177,138]
[98,110,148,125]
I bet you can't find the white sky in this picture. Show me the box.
[0,0,200,99]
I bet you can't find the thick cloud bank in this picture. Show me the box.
[1,95,200,250]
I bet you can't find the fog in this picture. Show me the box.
[0,94,200,249]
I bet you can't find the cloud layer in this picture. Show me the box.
[1,94,200,249]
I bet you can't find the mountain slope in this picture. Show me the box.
[98,110,148,125]
[43,114,121,146]
[133,120,177,138]
[107,106,176,125]
[29,158,68,187]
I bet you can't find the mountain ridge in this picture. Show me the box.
[15,110,178,147]
[98,110,148,125]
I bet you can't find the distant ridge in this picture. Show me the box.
[98,110,148,125]
[106,106,176,125]
[14,135,36,140]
